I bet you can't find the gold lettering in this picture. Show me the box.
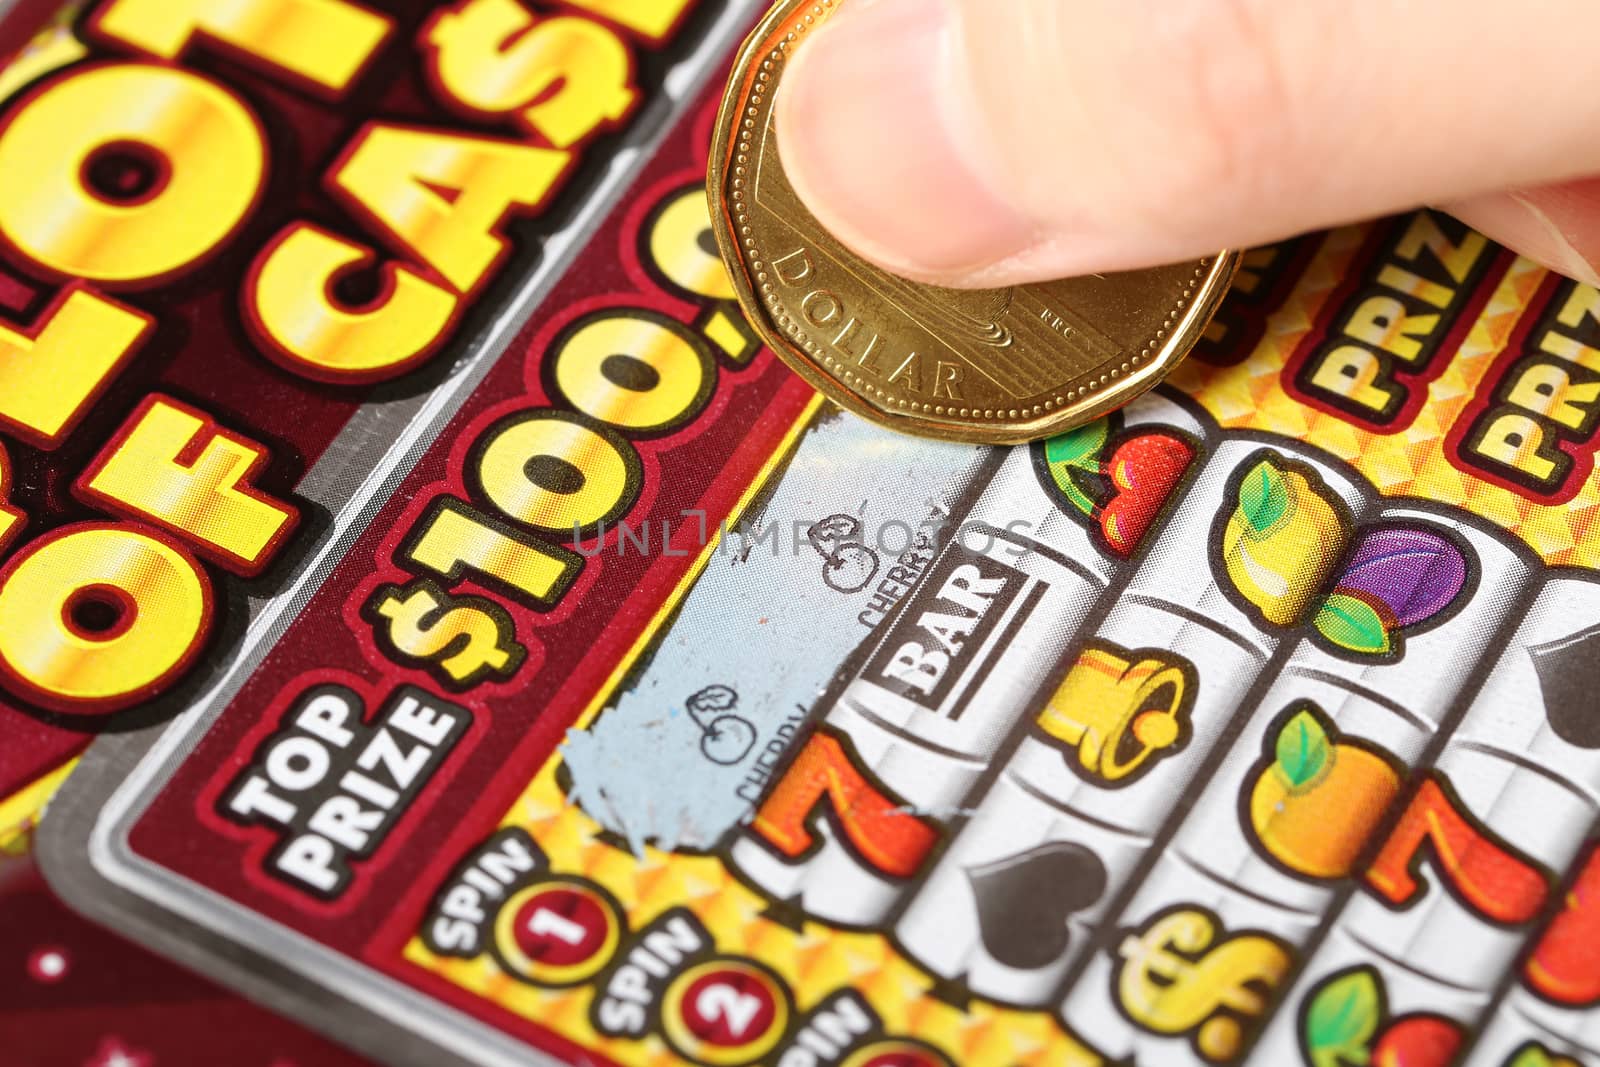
[1470,413,1558,483]
[1375,264,1453,310]
[1394,213,1488,284]
[886,352,921,391]
[1309,345,1396,414]
[772,248,813,286]
[1346,296,1438,364]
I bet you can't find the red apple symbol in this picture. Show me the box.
[1372,1014,1462,1067]
[1099,433,1194,555]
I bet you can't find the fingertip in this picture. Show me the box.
[1447,183,1600,289]
[774,0,1040,285]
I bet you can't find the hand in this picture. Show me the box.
[776,0,1600,289]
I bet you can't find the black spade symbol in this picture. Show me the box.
[966,842,1108,970]
[1530,623,1600,749]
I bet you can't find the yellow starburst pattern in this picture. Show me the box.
[407,218,1600,1065]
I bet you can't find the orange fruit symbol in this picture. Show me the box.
[1247,705,1402,880]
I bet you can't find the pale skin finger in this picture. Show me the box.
[775,0,1600,288]
[1448,180,1600,287]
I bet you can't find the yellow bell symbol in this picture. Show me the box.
[1037,643,1194,784]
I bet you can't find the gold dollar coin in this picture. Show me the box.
[708,0,1239,444]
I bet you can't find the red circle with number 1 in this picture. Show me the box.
[492,879,621,987]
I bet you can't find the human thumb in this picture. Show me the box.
[776,0,1600,288]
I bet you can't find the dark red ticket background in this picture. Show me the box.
[0,3,780,1064]
[124,65,814,1058]
[0,0,724,795]
[0,858,372,1067]
[18,4,1600,1064]
[128,78,802,947]
[0,0,65,61]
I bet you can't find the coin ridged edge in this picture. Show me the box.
[708,0,1239,445]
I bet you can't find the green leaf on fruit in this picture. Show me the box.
[1314,593,1392,655]
[1045,420,1109,470]
[1043,422,1111,519]
[1303,967,1381,1067]
[1239,459,1290,534]
[1048,470,1098,520]
[1276,708,1331,789]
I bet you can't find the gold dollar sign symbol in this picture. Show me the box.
[371,580,525,688]
[1115,907,1291,1062]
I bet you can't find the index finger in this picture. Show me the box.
[775,0,1600,287]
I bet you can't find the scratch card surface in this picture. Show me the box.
[0,3,1592,1067]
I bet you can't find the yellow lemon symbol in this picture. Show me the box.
[1220,455,1347,628]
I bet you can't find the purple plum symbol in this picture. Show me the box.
[1313,526,1468,656]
